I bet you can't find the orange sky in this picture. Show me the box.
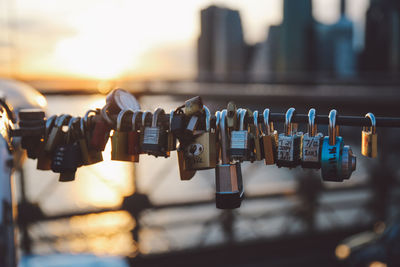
[0,0,368,81]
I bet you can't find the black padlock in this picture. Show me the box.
[51,117,83,182]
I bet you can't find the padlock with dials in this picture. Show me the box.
[215,109,244,209]
[321,110,356,182]
[142,108,170,157]
[361,112,378,158]
[301,108,324,169]
[111,109,136,162]
[185,106,216,170]
[230,109,251,162]
[261,108,278,165]
[51,117,83,182]
[36,115,57,170]
[276,108,302,168]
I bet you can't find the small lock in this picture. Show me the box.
[301,108,323,169]
[321,110,356,182]
[177,145,196,181]
[250,110,263,161]
[127,111,143,161]
[51,117,83,182]
[37,115,57,170]
[111,109,136,162]
[261,108,278,165]
[184,96,203,116]
[215,110,244,209]
[166,111,177,152]
[105,88,140,115]
[142,108,169,157]
[185,106,217,170]
[361,112,378,158]
[44,114,71,153]
[226,101,237,130]
[82,110,103,165]
[230,109,251,162]
[276,108,302,168]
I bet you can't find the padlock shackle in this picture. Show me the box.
[132,111,143,131]
[117,109,134,131]
[238,109,247,131]
[284,108,295,136]
[219,109,229,164]
[365,113,376,134]
[253,110,259,133]
[66,117,80,143]
[215,111,220,133]
[82,109,97,136]
[101,103,115,127]
[152,108,165,127]
[204,105,211,132]
[328,109,339,145]
[141,111,152,127]
[55,114,72,128]
[308,108,317,137]
[45,115,57,139]
[262,108,274,135]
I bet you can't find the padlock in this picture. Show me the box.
[226,101,237,130]
[215,110,221,164]
[185,106,216,170]
[261,108,278,165]
[19,109,46,158]
[111,109,135,161]
[44,114,71,153]
[215,109,244,209]
[177,145,196,181]
[184,96,203,116]
[51,117,83,182]
[276,108,302,168]
[82,110,103,165]
[230,109,251,162]
[139,111,152,152]
[37,115,57,170]
[105,88,141,114]
[301,108,323,169]
[167,111,177,151]
[89,116,111,151]
[128,111,143,160]
[321,110,356,182]
[250,110,263,161]
[170,109,185,135]
[142,108,170,157]
[361,112,378,158]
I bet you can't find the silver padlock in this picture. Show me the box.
[301,108,323,169]
[276,108,302,168]
[321,110,356,182]
[230,109,251,162]
[215,109,244,209]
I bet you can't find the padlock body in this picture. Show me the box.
[128,131,141,155]
[88,150,103,165]
[89,120,111,151]
[177,149,196,180]
[78,137,90,165]
[186,132,216,170]
[230,130,250,161]
[111,131,133,161]
[51,143,82,173]
[36,142,52,170]
[321,136,344,181]
[142,127,169,157]
[276,134,302,167]
[215,163,243,209]
[361,131,377,158]
[262,134,276,165]
[59,171,76,182]
[301,133,323,169]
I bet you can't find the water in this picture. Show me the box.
[20,94,374,257]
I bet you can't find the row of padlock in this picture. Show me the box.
[17,89,379,209]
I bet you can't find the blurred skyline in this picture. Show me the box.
[0,0,368,81]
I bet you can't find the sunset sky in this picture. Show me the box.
[0,0,369,81]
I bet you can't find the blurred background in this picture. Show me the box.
[1,0,400,266]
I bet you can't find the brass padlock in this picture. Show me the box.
[111,109,135,161]
[185,106,216,170]
[261,108,278,165]
[361,112,377,158]
[250,110,263,161]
